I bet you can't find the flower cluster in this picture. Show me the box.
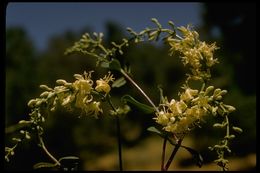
[28,71,114,120]
[167,26,219,81]
[5,71,115,163]
[154,85,235,139]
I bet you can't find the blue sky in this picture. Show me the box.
[6,2,203,52]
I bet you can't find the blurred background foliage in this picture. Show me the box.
[5,3,256,171]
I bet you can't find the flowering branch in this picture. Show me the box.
[5,18,242,171]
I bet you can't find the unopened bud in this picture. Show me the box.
[39,85,52,91]
[213,88,221,97]
[40,91,49,98]
[220,90,228,96]
[232,126,243,133]
[224,105,236,112]
[56,79,68,85]
[27,99,37,107]
[205,86,214,95]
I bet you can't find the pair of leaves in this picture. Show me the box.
[100,58,121,71]
[33,156,80,170]
[147,126,203,168]
[121,95,155,114]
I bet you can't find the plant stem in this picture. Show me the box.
[38,134,61,166]
[225,115,230,145]
[120,69,159,113]
[164,137,184,171]
[161,138,167,171]
[107,96,123,171]
[116,116,123,171]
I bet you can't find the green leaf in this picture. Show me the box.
[181,146,203,168]
[109,59,121,70]
[121,95,155,114]
[147,126,177,145]
[147,126,165,138]
[33,162,57,169]
[112,77,126,88]
[100,61,109,68]
[100,59,121,71]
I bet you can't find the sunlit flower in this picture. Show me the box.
[168,99,187,115]
[73,71,93,95]
[185,105,207,120]
[180,88,198,102]
[167,25,218,82]
[84,101,103,118]
[95,72,115,94]
[198,42,218,67]
[155,111,171,126]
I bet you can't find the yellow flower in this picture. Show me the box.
[198,42,218,67]
[182,48,201,68]
[185,105,207,120]
[73,79,93,95]
[155,111,171,126]
[164,124,178,133]
[164,116,194,134]
[192,95,210,110]
[180,88,198,102]
[168,99,187,115]
[85,101,103,118]
[75,94,93,109]
[95,72,115,94]
[95,80,111,94]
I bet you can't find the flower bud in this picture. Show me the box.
[211,106,218,116]
[74,74,83,80]
[36,100,42,107]
[213,88,221,97]
[39,85,52,91]
[47,92,55,99]
[224,135,235,140]
[220,90,228,96]
[56,79,68,85]
[25,132,31,139]
[18,120,32,125]
[224,104,236,112]
[12,138,21,142]
[40,91,49,98]
[27,99,37,107]
[232,126,243,133]
[205,86,214,95]
[213,123,226,128]
[215,95,222,100]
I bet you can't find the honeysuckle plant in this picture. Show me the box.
[5,18,242,171]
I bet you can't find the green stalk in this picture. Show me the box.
[161,138,167,171]
[107,96,123,171]
[120,69,159,113]
[38,134,61,166]
[164,137,184,171]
